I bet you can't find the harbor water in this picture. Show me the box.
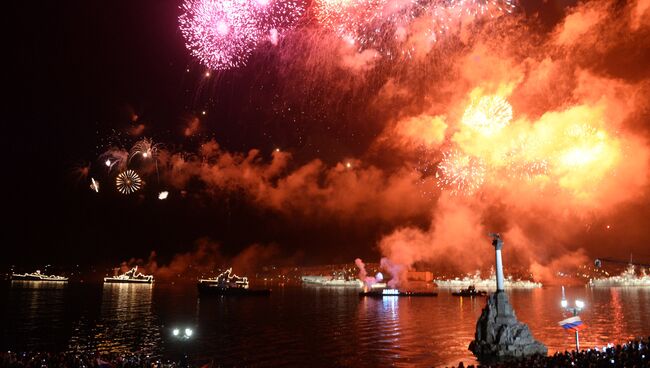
[1,282,649,367]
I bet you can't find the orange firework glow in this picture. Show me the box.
[461,95,512,136]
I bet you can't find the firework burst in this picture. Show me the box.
[314,0,385,45]
[436,150,486,195]
[508,159,549,181]
[179,0,264,70]
[130,138,160,161]
[461,95,513,136]
[258,0,306,37]
[449,0,516,18]
[116,170,143,194]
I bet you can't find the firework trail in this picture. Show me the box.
[100,149,129,172]
[313,0,385,45]
[436,149,486,195]
[129,137,160,161]
[461,95,512,136]
[116,170,143,194]
[90,178,100,193]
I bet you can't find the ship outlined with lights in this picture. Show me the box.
[198,268,270,296]
[11,270,68,282]
[434,270,541,290]
[589,264,650,287]
[301,275,364,287]
[104,266,153,284]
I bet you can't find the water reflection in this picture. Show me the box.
[68,283,162,356]
[2,283,649,367]
[4,281,67,350]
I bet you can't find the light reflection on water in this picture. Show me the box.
[67,283,162,356]
[1,283,649,367]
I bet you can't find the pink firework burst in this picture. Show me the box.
[179,0,264,70]
[255,0,307,44]
[436,150,486,195]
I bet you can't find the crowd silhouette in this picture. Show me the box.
[449,337,649,368]
[1,337,648,367]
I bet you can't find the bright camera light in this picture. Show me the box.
[561,299,568,308]
[172,328,180,336]
[185,328,193,337]
[575,300,585,309]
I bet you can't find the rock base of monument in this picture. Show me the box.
[469,291,547,360]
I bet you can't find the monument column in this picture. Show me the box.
[492,234,504,292]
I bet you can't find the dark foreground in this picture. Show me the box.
[447,337,650,368]
[2,337,648,368]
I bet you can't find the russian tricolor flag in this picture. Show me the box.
[559,316,586,331]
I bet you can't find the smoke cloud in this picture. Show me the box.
[120,239,282,282]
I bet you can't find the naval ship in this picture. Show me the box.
[301,275,364,287]
[11,270,68,282]
[104,266,153,284]
[589,264,650,287]
[198,268,270,296]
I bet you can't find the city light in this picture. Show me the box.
[172,327,194,340]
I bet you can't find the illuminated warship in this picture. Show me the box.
[435,270,542,290]
[104,266,153,284]
[198,268,270,295]
[11,270,68,282]
[301,275,364,287]
[589,264,650,287]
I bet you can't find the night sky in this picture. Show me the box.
[7,0,650,280]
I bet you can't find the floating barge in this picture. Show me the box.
[359,289,438,297]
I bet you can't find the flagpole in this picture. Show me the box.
[573,308,580,351]
[560,287,585,352]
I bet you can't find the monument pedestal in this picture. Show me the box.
[469,291,547,359]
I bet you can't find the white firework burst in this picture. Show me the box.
[116,170,143,194]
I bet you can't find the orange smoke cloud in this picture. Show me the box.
[121,239,282,282]
[161,140,433,224]
[184,117,201,137]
